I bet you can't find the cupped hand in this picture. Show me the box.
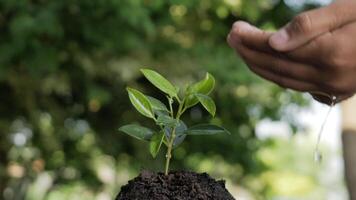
[227,0,356,104]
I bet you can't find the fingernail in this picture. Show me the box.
[270,29,289,48]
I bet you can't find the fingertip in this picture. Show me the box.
[232,21,250,29]
[227,31,241,48]
[269,29,290,52]
[227,33,231,42]
[232,21,255,36]
[227,33,234,47]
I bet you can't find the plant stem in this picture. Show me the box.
[164,98,185,175]
[165,127,176,175]
[168,96,174,118]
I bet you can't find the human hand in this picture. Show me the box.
[227,0,356,104]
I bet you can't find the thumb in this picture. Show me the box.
[269,0,356,52]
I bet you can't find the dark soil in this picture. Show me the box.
[116,171,235,200]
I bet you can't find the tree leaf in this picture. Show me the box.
[127,87,154,119]
[154,110,170,118]
[147,96,168,112]
[173,134,186,148]
[164,121,187,148]
[119,124,154,141]
[195,94,216,117]
[149,131,165,158]
[191,73,215,94]
[176,120,188,135]
[184,124,230,135]
[156,114,177,127]
[141,69,178,97]
[185,73,215,108]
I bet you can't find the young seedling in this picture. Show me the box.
[119,69,229,175]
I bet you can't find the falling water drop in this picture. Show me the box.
[314,150,323,163]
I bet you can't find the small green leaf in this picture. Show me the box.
[127,88,154,119]
[185,73,215,108]
[147,96,168,112]
[185,124,230,135]
[154,110,170,118]
[164,121,187,148]
[119,124,154,141]
[196,94,216,117]
[173,134,187,148]
[149,131,165,158]
[176,120,188,135]
[156,114,177,127]
[141,69,178,97]
[191,73,215,94]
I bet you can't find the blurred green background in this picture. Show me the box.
[0,0,347,200]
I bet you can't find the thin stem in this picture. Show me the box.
[165,127,176,175]
[164,98,185,175]
[168,96,174,118]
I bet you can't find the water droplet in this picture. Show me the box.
[314,151,323,164]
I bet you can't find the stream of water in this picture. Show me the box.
[314,95,337,163]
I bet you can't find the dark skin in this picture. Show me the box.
[227,0,356,104]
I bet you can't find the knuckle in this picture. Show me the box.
[291,13,313,34]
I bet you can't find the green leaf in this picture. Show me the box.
[164,120,187,148]
[141,69,178,97]
[119,124,154,141]
[173,134,186,148]
[196,94,216,117]
[127,88,154,119]
[191,73,215,94]
[173,121,187,148]
[149,131,165,158]
[156,114,177,127]
[185,73,215,108]
[184,124,230,135]
[147,96,168,112]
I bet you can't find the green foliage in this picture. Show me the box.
[127,88,155,119]
[147,96,169,112]
[185,73,215,109]
[120,69,228,174]
[195,94,216,117]
[119,124,154,141]
[149,131,165,158]
[141,69,178,97]
[156,114,177,127]
[185,124,230,135]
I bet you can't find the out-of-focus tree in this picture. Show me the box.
[0,0,324,199]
